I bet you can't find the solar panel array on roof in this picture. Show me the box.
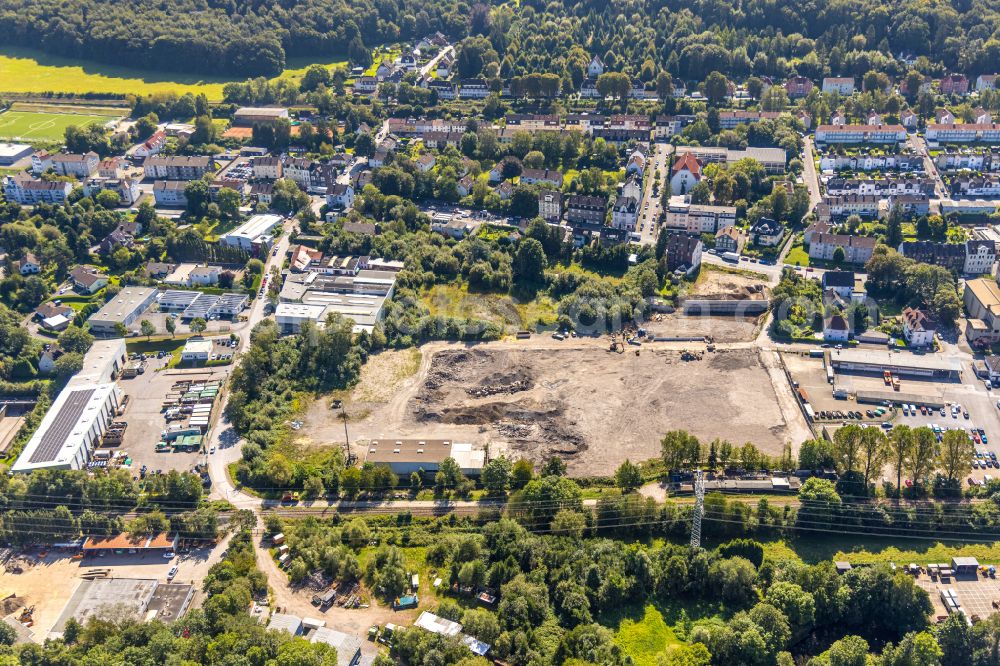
[158,290,201,310]
[31,388,95,463]
[182,294,220,319]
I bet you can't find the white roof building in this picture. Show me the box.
[11,383,119,473]
[219,214,284,252]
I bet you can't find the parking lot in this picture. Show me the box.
[117,356,216,474]
[917,572,1000,621]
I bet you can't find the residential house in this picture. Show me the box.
[152,180,187,207]
[565,194,607,234]
[144,156,212,180]
[898,240,966,273]
[965,239,997,275]
[750,218,784,247]
[82,177,141,206]
[975,108,994,124]
[489,157,521,182]
[830,110,847,126]
[100,228,134,255]
[415,154,436,173]
[4,174,72,205]
[38,346,63,374]
[784,76,814,97]
[715,226,744,253]
[822,77,855,95]
[977,74,998,91]
[459,79,490,99]
[902,307,937,347]
[670,153,702,195]
[145,261,174,279]
[822,271,856,299]
[797,110,813,130]
[354,77,379,94]
[611,195,639,232]
[51,152,99,178]
[936,108,956,124]
[70,266,109,293]
[665,234,703,275]
[457,175,475,198]
[625,150,646,177]
[579,79,600,99]
[814,124,908,144]
[808,233,877,264]
[587,55,605,78]
[653,115,693,139]
[538,190,562,222]
[428,80,457,100]
[283,157,312,189]
[495,181,514,200]
[134,131,167,158]
[823,314,851,342]
[327,184,355,210]
[900,109,918,128]
[253,156,283,180]
[925,123,1000,143]
[34,302,73,324]
[98,157,124,179]
[940,74,970,96]
[17,252,40,275]
[520,168,563,188]
[665,198,737,234]
[250,182,274,205]
[718,111,781,129]
[31,150,52,175]
[803,221,834,245]
[964,278,1000,343]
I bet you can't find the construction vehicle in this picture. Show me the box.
[680,350,704,361]
[892,375,901,391]
[883,370,892,386]
[609,335,624,353]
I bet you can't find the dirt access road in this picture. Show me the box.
[301,337,810,475]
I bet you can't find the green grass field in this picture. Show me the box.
[0,46,347,101]
[0,109,117,141]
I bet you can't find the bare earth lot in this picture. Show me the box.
[303,341,808,475]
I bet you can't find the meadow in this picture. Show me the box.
[0,109,118,141]
[0,46,347,101]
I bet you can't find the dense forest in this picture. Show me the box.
[2,0,1000,79]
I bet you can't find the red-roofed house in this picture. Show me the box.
[670,153,702,195]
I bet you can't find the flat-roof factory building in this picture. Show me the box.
[365,438,486,476]
[10,383,119,473]
[829,349,962,380]
[10,340,126,473]
[88,287,158,335]
[219,214,283,254]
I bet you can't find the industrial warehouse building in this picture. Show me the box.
[11,340,126,473]
[88,287,158,334]
[364,439,486,476]
[219,214,283,253]
[829,349,962,380]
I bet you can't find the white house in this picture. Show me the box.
[823,314,851,342]
[669,153,701,195]
[327,184,355,210]
[587,55,605,78]
[901,307,936,347]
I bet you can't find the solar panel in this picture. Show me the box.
[30,388,95,463]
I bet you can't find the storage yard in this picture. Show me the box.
[303,340,810,475]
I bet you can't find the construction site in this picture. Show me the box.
[301,338,810,476]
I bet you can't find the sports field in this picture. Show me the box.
[0,46,347,101]
[0,110,117,141]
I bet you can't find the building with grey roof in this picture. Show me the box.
[88,287,157,334]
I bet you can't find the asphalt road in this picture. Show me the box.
[637,142,673,246]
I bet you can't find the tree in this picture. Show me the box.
[811,635,869,666]
[94,189,120,209]
[887,426,913,497]
[798,438,836,470]
[939,429,974,484]
[832,246,846,264]
[114,322,128,338]
[909,427,937,491]
[53,352,84,378]
[765,582,815,636]
[512,238,546,285]
[931,286,961,325]
[615,460,642,493]
[481,456,513,496]
[541,457,566,477]
[661,430,701,470]
[140,319,156,341]
[703,71,730,106]
[796,478,841,529]
[596,72,631,100]
[833,424,863,474]
[936,612,972,666]
[513,459,534,488]
[879,631,943,666]
[184,179,211,217]
[58,325,94,353]
[165,316,176,338]
[190,317,207,334]
[858,427,887,494]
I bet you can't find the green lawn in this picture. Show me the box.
[420,282,558,331]
[0,45,347,101]
[612,604,682,666]
[784,245,810,266]
[760,536,1000,567]
[0,109,118,142]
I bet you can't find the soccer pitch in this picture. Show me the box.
[0,110,118,142]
